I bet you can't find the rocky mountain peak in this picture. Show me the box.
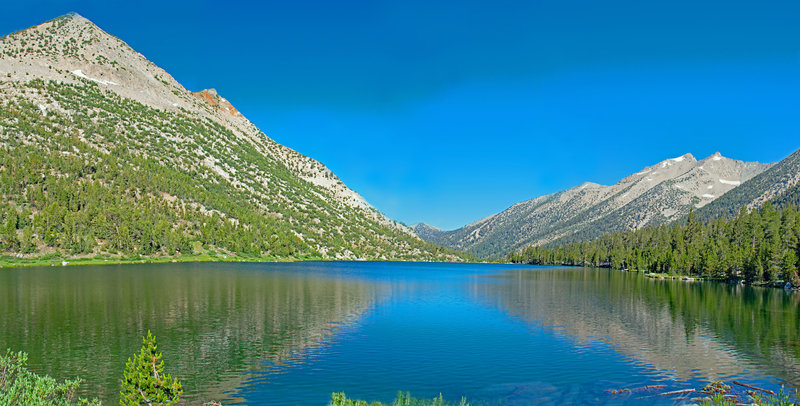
[412,223,441,231]
[658,153,697,168]
[57,12,92,26]
[698,148,800,218]
[193,88,244,118]
[700,151,727,163]
[3,13,129,65]
[639,153,697,169]
[412,223,449,245]
[0,13,193,112]
[622,152,698,187]
[695,152,771,184]
[577,182,603,190]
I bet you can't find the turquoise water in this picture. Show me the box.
[1,261,797,404]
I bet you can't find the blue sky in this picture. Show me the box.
[2,1,799,230]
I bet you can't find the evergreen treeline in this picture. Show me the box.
[508,203,800,285]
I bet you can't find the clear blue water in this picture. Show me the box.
[1,261,797,405]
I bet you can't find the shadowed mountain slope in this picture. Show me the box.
[696,148,800,221]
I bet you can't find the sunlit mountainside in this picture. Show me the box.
[0,13,463,262]
[417,152,783,258]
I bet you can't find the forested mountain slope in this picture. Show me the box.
[0,13,461,262]
[508,202,800,287]
[417,153,771,258]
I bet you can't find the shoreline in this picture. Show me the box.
[0,253,317,269]
[0,254,490,269]
[5,256,793,293]
[622,268,797,290]
[507,263,799,290]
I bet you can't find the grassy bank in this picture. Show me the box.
[0,252,322,269]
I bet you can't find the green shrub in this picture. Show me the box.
[0,349,100,405]
[329,391,469,406]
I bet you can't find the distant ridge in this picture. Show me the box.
[415,152,773,258]
[410,222,447,245]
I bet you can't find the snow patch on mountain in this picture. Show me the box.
[72,69,118,86]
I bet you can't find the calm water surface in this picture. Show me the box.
[1,262,798,405]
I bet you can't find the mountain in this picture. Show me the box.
[417,152,772,258]
[0,13,461,262]
[410,222,444,242]
[697,148,800,220]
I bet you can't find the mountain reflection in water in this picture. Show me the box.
[1,262,798,405]
[0,262,380,404]
[473,267,800,388]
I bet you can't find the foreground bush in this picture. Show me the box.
[330,391,469,406]
[0,349,100,406]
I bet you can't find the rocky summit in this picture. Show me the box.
[0,13,461,261]
[417,152,774,258]
[697,148,800,220]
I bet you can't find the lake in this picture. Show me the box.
[1,261,798,405]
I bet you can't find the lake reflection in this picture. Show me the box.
[0,262,798,405]
[473,267,800,387]
[0,262,381,404]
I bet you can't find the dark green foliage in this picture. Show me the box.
[0,350,100,406]
[120,331,182,406]
[0,80,463,263]
[770,183,800,212]
[509,202,800,285]
[330,392,469,406]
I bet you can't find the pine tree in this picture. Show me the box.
[120,331,182,406]
[685,207,702,244]
[701,240,719,279]
[783,249,799,286]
